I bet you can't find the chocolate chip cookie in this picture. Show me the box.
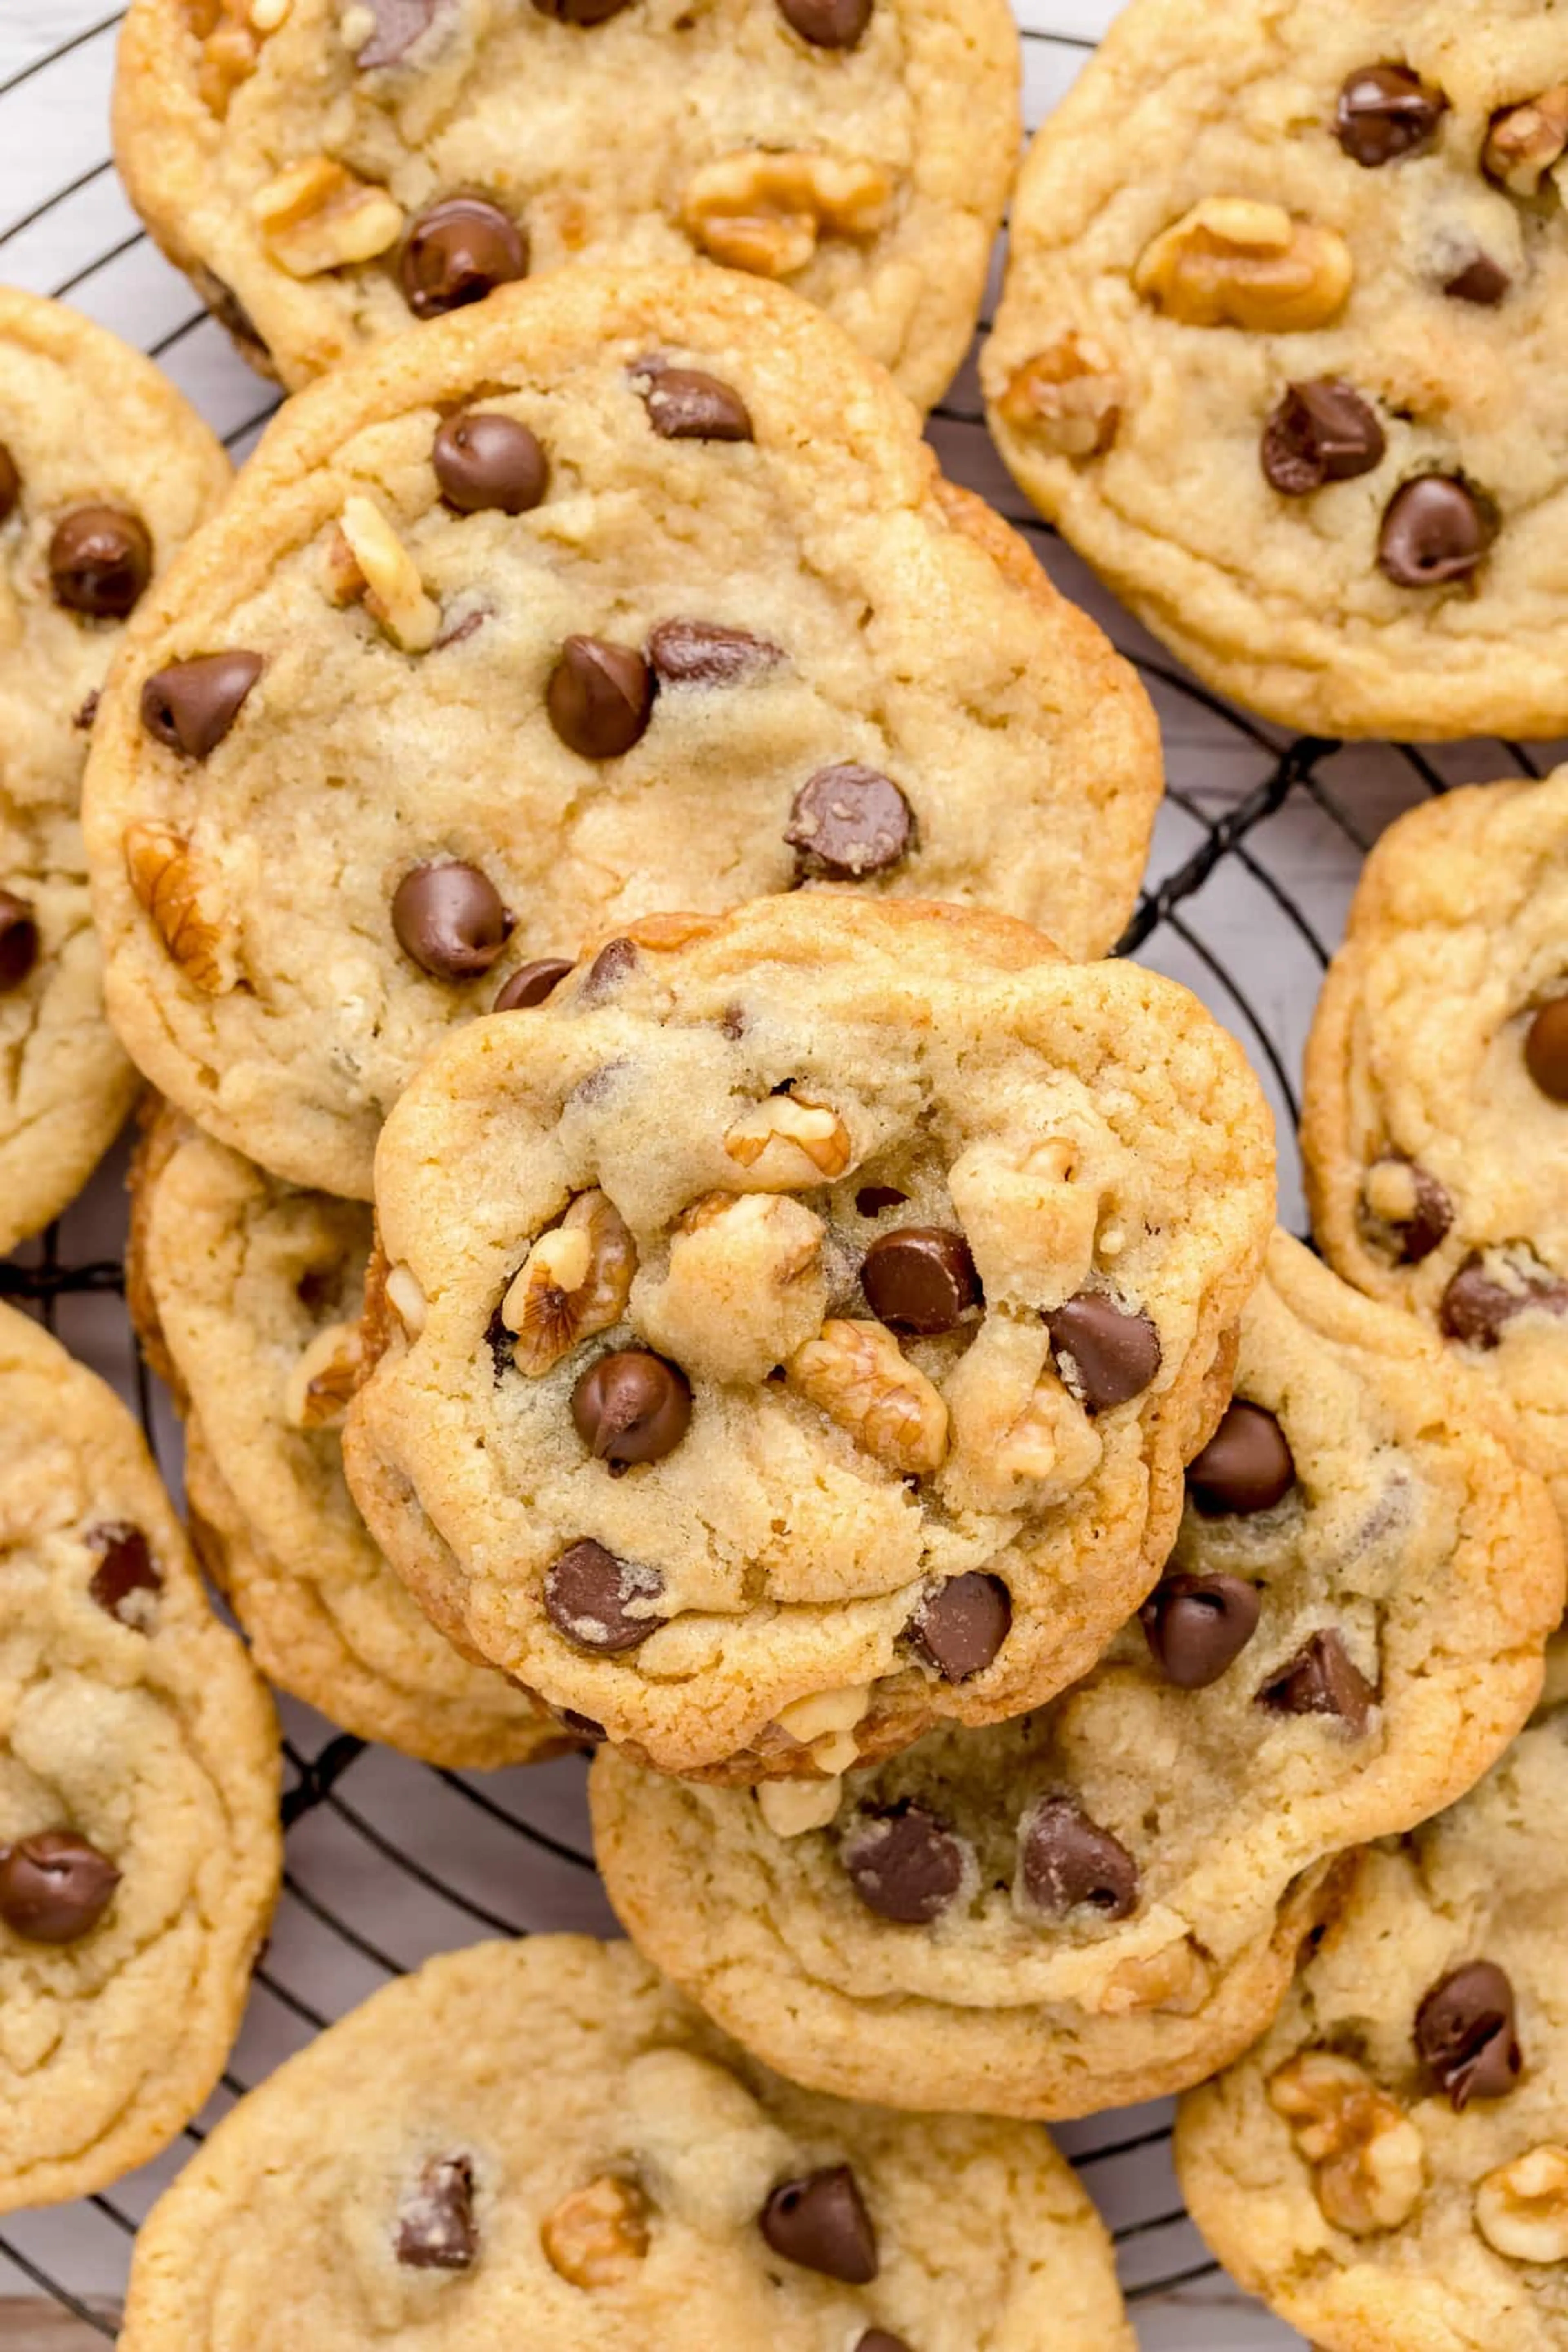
[1303,768,1568,1540]
[84,265,1162,1201]
[0,1298,280,2211]
[985,0,1568,738]
[589,1230,1563,2115]
[343,891,1274,1780]
[0,289,229,1258]
[119,1933,1133,2350]
[114,0,1020,412]
[1178,1707,1568,2350]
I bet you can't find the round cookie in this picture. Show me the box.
[0,1299,280,2212]
[343,891,1274,1780]
[128,1104,571,1768]
[590,1231,1564,2117]
[113,0,1020,412]
[119,1933,1134,2351]
[84,266,1161,1203]
[0,290,230,1257]
[985,0,1568,739]
[1302,768,1568,1539]
[1178,1709,1568,2351]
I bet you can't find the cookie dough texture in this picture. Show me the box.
[1178,1711,1568,2350]
[0,1301,280,2211]
[114,0,1019,412]
[84,265,1162,1202]
[986,0,1568,738]
[0,290,229,1256]
[345,893,1274,1780]
[592,1232,1564,2116]
[1303,770,1568,1537]
[128,1105,567,1767]
[120,1934,1133,2351]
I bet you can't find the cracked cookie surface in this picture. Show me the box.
[0,1299,280,2212]
[344,892,1274,1780]
[986,0,1568,738]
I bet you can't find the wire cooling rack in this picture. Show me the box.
[1,5,1563,2344]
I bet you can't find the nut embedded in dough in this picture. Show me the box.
[1132,198,1352,332]
[1267,2050,1424,2236]
[540,2174,652,2287]
[1474,2145,1568,2263]
[503,1191,637,1376]
[998,336,1123,459]
[681,150,894,277]
[124,822,231,996]
[788,1317,949,1477]
[252,157,405,278]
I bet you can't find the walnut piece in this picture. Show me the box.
[997,335,1123,459]
[1268,2051,1424,2236]
[681,151,893,277]
[384,1263,427,1336]
[1475,2145,1568,2263]
[284,1318,366,1430]
[723,1094,852,1187]
[633,1192,826,1385]
[540,2175,651,2288]
[1095,1939,1212,2018]
[503,1192,636,1376]
[336,497,440,653]
[252,157,405,278]
[124,823,230,995]
[188,0,284,116]
[788,1317,949,1477]
[1484,88,1568,197]
[1134,199,1352,332]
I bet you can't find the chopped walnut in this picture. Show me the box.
[632,1192,826,1384]
[540,2175,651,2288]
[188,0,278,117]
[124,823,231,995]
[1474,2145,1568,2263]
[1484,88,1568,197]
[384,1263,427,1336]
[284,1318,366,1430]
[1268,2051,1424,2236]
[788,1317,948,1477]
[996,335,1123,459]
[252,157,404,278]
[1134,198,1353,332]
[723,1094,852,1187]
[503,1192,636,1376]
[947,1136,1098,1305]
[1095,1940,1212,2018]
[941,1317,1101,1510]
[681,150,893,277]
[336,497,440,653]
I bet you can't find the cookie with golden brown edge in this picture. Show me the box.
[0,1299,280,2212]
[1303,768,1568,1539]
[343,891,1274,1782]
[986,0,1568,739]
[83,265,1161,1201]
[114,0,1019,412]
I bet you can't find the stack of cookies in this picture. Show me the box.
[2,0,1567,2344]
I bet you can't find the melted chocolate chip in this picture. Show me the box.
[855,1185,909,1218]
[1185,1401,1296,1515]
[571,1350,692,1467]
[49,505,152,619]
[841,1804,969,1925]
[1140,1574,1261,1689]
[0,890,39,994]
[635,361,754,441]
[777,0,872,45]
[1415,1961,1521,2110]
[1257,1629,1375,1732]
[396,2155,478,2269]
[1379,475,1496,588]
[760,2166,878,2283]
[1261,381,1386,496]
[544,1539,666,1651]
[647,618,782,686]
[546,637,655,758]
[1045,1292,1161,1412]
[0,1831,120,1942]
[583,937,637,998]
[532,0,635,21]
[856,2336,914,2352]
[785,764,913,879]
[1018,1795,1138,1922]
[1362,1157,1453,1264]
[87,1523,162,1624]
[1445,253,1511,306]
[494,957,572,1011]
[140,652,263,759]
[0,442,19,524]
[1335,64,1446,166]
[485,1303,514,1381]
[392,862,513,979]
[862,1227,980,1336]
[432,412,548,514]
[1441,1254,1568,1348]
[355,0,445,65]
[906,1572,1010,1681]
[561,1708,608,1742]
[1525,999,1568,1103]
[399,198,527,319]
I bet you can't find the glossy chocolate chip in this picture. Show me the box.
[861,1227,980,1336]
[635,361,753,442]
[432,412,547,514]
[1441,1254,1568,1348]
[399,197,527,319]
[396,2155,478,2269]
[0,442,19,524]
[1525,999,1568,1103]
[1379,476,1496,588]
[842,1804,969,1926]
[1445,253,1511,306]
[1018,1796,1138,1922]
[1045,1292,1161,1412]
[760,2166,878,2284]
[88,1523,162,1624]
[1257,1629,1375,1733]
[49,505,152,619]
[1363,1157,1453,1264]
[572,1350,692,1467]
[532,0,635,20]
[785,764,913,880]
[1335,63,1446,166]
[140,651,263,759]
[1261,380,1385,496]
[494,957,572,1011]
[544,1539,666,1652]
[583,936,637,996]
[856,1185,909,1217]
[647,618,782,686]
[392,862,513,979]
[777,0,872,45]
[546,636,655,758]
[0,889,39,993]
[1415,1961,1521,2110]
[906,1572,1010,1681]
[0,1831,120,1943]
[1140,1574,1261,1689]
[356,0,445,63]
[1186,1401,1296,1515]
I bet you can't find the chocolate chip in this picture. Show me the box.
[1379,475,1496,588]
[647,619,782,686]
[1018,1795,1138,1922]
[1334,63,1446,166]
[1445,253,1511,306]
[1257,1629,1375,1733]
[561,1708,607,1742]
[399,198,527,320]
[0,442,19,524]
[635,361,753,442]
[862,1227,980,1336]
[1362,1157,1453,1264]
[396,2155,478,2270]
[392,862,512,980]
[760,2166,878,2284]
[0,1831,120,1943]
[1441,1254,1568,1348]
[1185,1401,1296,1515]
[582,936,638,996]
[785,764,913,880]
[841,1803,968,1926]
[140,652,264,760]
[1045,1292,1161,1412]
[49,505,152,619]
[494,957,572,1011]
[485,1303,514,1380]
[74,691,100,731]
[777,0,872,45]
[0,890,39,994]
[856,1185,909,1217]
[192,268,273,369]
[856,2336,914,2352]
[546,636,655,758]
[906,1572,1010,1680]
[1261,380,1385,496]
[87,1523,162,1624]
[432,412,547,514]
[1525,999,1568,1103]
[1140,1574,1261,1689]
[572,1351,692,1468]
[544,1539,665,1651]
[1415,1961,1521,2110]
[532,0,634,20]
